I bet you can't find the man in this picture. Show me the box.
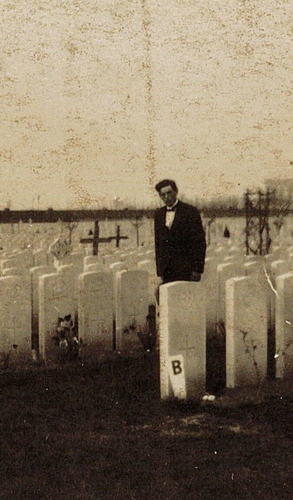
[154,179,206,285]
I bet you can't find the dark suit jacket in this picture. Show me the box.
[154,200,206,278]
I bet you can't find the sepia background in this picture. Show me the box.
[1,0,293,210]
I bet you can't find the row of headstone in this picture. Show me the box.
[38,269,150,362]
[159,239,293,400]
[0,232,156,367]
[3,227,293,388]
[159,275,268,400]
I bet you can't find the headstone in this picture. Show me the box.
[214,247,226,260]
[202,257,218,338]
[85,263,105,273]
[84,255,102,269]
[159,281,206,400]
[109,262,127,273]
[30,265,56,350]
[217,262,244,324]
[33,249,48,267]
[78,271,114,357]
[275,272,293,379]
[57,263,80,312]
[0,276,32,366]
[269,260,290,331]
[137,259,159,305]
[103,254,121,266]
[115,270,149,351]
[244,255,259,262]
[39,272,75,362]
[1,250,33,271]
[244,261,261,276]
[2,267,21,277]
[226,276,267,387]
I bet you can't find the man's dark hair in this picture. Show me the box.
[155,179,178,194]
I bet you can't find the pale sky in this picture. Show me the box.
[1,0,293,209]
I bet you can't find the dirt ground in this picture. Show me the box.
[2,353,293,500]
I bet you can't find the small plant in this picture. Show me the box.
[137,306,157,352]
[240,329,265,401]
[240,330,261,385]
[0,351,11,369]
[52,315,81,362]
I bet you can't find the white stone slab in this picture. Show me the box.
[0,276,32,366]
[276,272,293,379]
[33,249,48,267]
[202,257,218,338]
[78,271,114,357]
[85,263,105,273]
[84,255,103,270]
[115,270,149,351]
[217,262,244,324]
[2,267,21,277]
[1,255,25,271]
[269,260,290,332]
[109,262,127,273]
[57,263,79,309]
[39,272,75,362]
[226,276,267,388]
[244,261,261,276]
[137,259,159,305]
[30,266,56,346]
[160,281,206,400]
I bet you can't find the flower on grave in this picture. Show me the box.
[52,314,80,360]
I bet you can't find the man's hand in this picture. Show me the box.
[190,271,201,282]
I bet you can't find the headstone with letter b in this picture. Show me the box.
[160,281,206,400]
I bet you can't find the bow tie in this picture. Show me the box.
[166,206,176,212]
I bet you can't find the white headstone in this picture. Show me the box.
[0,276,32,366]
[78,271,114,357]
[137,259,159,305]
[2,267,21,277]
[244,261,261,276]
[160,281,206,400]
[217,262,244,324]
[109,262,127,273]
[275,272,293,379]
[84,255,103,270]
[269,260,290,332]
[30,265,56,348]
[115,270,149,351]
[202,257,218,338]
[85,263,105,273]
[39,272,75,362]
[226,276,267,388]
[33,249,48,267]
[3,249,34,269]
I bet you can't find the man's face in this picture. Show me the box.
[159,185,177,207]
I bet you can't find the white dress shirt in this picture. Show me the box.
[165,200,178,229]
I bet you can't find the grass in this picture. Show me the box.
[2,353,293,499]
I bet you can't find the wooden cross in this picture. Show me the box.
[115,225,128,248]
[80,220,128,255]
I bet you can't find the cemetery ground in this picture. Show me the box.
[2,352,293,500]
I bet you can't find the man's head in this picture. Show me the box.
[155,179,178,207]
